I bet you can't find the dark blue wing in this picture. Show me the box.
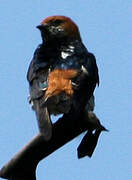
[27,44,50,83]
[27,44,52,140]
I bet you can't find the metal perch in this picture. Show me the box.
[0,112,106,180]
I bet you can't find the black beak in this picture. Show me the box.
[36,24,49,30]
[36,24,44,30]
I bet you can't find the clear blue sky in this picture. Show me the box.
[0,1,131,179]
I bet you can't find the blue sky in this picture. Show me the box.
[0,0,131,179]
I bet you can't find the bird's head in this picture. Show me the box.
[36,15,81,43]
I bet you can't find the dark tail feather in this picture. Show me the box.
[77,129,105,158]
[36,104,52,141]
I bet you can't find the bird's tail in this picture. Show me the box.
[34,101,52,141]
[77,111,108,158]
[77,129,102,158]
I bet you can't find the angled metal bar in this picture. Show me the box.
[0,112,87,180]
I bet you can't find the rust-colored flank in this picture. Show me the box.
[45,69,78,99]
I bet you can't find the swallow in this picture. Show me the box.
[27,15,99,141]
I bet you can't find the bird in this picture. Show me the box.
[27,15,100,142]
[77,109,108,158]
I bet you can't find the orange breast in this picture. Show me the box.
[45,69,78,99]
